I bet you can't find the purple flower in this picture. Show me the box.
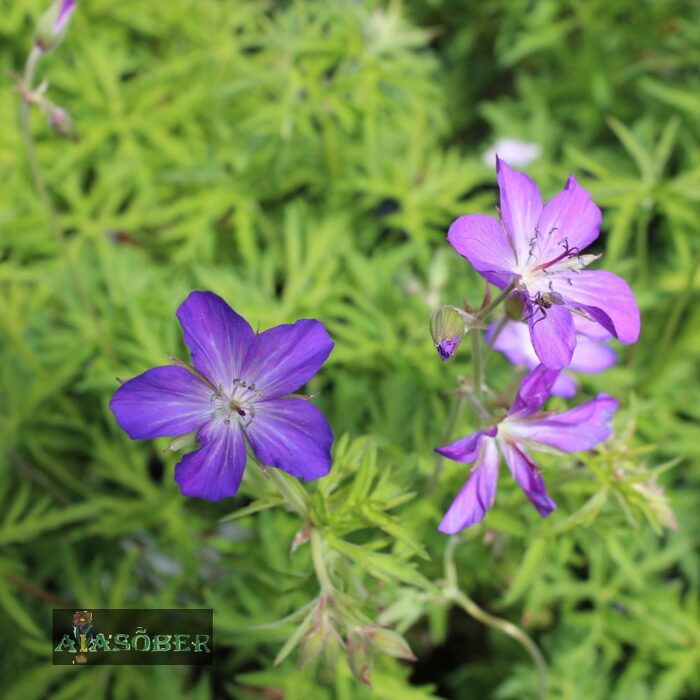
[35,0,77,52]
[435,365,617,533]
[447,159,640,369]
[110,291,334,501]
[488,315,616,398]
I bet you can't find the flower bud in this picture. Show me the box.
[35,0,77,53]
[505,293,525,321]
[430,305,468,361]
[165,431,199,452]
[366,626,417,662]
[346,629,372,687]
[47,105,77,141]
[298,625,324,668]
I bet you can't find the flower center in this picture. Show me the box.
[211,378,262,428]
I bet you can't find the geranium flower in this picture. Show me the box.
[488,315,616,398]
[436,365,617,533]
[110,291,334,501]
[447,158,640,369]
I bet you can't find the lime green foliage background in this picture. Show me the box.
[1,1,699,698]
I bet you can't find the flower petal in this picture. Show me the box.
[243,320,333,399]
[447,214,517,288]
[109,366,212,440]
[246,398,333,480]
[560,270,640,345]
[176,291,256,390]
[573,311,613,341]
[526,298,576,370]
[509,364,561,417]
[490,320,537,368]
[434,426,498,462]
[570,335,617,374]
[535,175,601,260]
[551,372,578,398]
[509,394,618,452]
[438,439,499,534]
[174,421,247,501]
[500,441,556,517]
[496,157,543,266]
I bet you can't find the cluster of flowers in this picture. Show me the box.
[432,159,640,532]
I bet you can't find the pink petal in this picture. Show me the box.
[447,214,517,288]
[496,157,543,267]
[534,175,601,261]
[526,297,576,370]
[438,439,499,534]
[500,441,557,517]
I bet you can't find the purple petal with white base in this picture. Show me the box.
[439,439,500,534]
[558,271,640,345]
[110,366,213,440]
[245,398,333,480]
[435,426,498,462]
[526,300,576,370]
[111,291,334,501]
[496,157,543,264]
[509,364,561,417]
[445,160,640,367]
[508,394,618,452]
[177,291,255,390]
[243,320,334,399]
[174,421,246,501]
[535,176,601,259]
[501,441,557,516]
[447,214,517,289]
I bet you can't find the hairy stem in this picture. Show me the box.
[266,468,309,519]
[477,281,516,320]
[310,528,334,591]
[471,330,483,407]
[19,48,115,362]
[443,538,548,700]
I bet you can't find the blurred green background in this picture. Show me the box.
[1,1,699,698]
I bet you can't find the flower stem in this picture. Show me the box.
[310,528,334,592]
[476,281,516,320]
[266,468,309,519]
[19,48,115,362]
[471,330,483,407]
[443,538,548,700]
[483,314,508,368]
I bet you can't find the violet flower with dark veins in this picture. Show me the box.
[447,158,640,369]
[435,365,617,533]
[488,315,616,398]
[110,291,334,501]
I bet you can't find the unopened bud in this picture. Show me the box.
[298,625,324,668]
[35,0,77,53]
[505,293,525,321]
[165,431,198,453]
[430,305,483,361]
[347,629,372,687]
[47,105,77,141]
[366,626,417,662]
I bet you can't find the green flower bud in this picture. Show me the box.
[366,626,417,662]
[430,305,477,361]
[505,293,525,321]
